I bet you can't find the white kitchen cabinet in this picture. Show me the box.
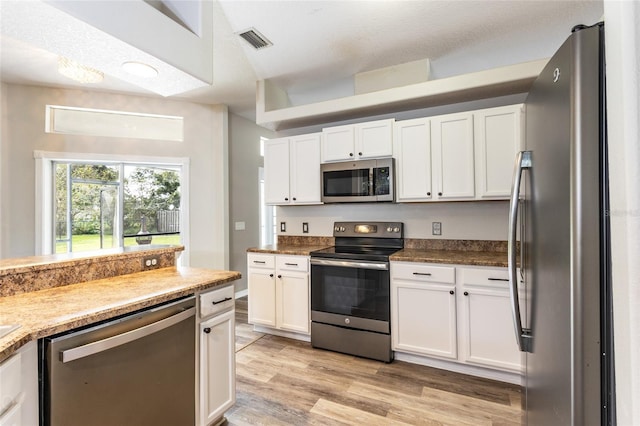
[391,263,457,359]
[264,134,321,205]
[321,119,393,162]
[247,254,277,327]
[458,267,522,372]
[247,253,310,336]
[474,104,524,199]
[393,118,433,201]
[391,262,523,376]
[198,285,236,426]
[0,341,38,426]
[431,112,476,200]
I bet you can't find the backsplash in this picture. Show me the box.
[0,246,183,297]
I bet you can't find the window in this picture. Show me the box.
[53,162,182,253]
[258,166,276,246]
[35,151,189,260]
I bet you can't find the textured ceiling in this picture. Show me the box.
[0,1,604,121]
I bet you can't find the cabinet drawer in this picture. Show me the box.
[0,351,21,415]
[200,285,235,319]
[391,262,455,284]
[458,267,510,289]
[276,255,308,273]
[247,253,275,269]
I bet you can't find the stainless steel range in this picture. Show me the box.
[310,221,403,362]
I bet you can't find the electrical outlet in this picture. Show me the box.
[142,255,160,269]
[432,222,442,236]
[302,222,309,233]
[280,222,286,232]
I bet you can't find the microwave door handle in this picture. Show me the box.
[508,151,532,353]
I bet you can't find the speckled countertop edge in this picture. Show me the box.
[247,244,331,256]
[0,245,185,276]
[0,266,240,363]
[390,249,509,268]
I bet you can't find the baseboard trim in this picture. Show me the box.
[235,288,248,298]
[252,325,311,342]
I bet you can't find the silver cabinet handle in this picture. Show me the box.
[253,260,266,264]
[60,307,195,363]
[508,151,532,353]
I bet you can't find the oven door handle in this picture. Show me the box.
[310,258,389,270]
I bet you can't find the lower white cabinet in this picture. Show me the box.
[391,263,457,359]
[391,262,522,375]
[458,267,522,372]
[0,341,38,426]
[247,254,310,336]
[198,285,235,426]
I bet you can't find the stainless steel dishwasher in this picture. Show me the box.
[41,296,196,426]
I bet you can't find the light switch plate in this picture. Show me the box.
[432,222,442,236]
[235,221,245,231]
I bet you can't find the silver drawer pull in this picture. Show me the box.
[253,260,266,264]
[284,262,298,266]
[212,297,233,305]
[413,272,432,276]
[488,278,509,282]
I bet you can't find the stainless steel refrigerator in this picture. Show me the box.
[508,23,615,425]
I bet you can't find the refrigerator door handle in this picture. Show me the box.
[508,151,532,353]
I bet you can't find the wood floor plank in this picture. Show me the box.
[228,297,523,425]
[310,398,411,426]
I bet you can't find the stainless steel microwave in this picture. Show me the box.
[321,158,394,203]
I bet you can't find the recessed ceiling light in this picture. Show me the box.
[122,61,159,78]
[58,57,104,84]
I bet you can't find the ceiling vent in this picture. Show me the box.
[237,28,272,50]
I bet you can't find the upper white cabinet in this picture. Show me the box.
[264,133,322,205]
[474,105,524,199]
[393,118,433,201]
[322,119,394,162]
[394,104,524,202]
[431,112,476,200]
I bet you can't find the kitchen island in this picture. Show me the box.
[0,245,241,426]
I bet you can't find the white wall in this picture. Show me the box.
[0,83,229,270]
[277,201,509,240]
[604,2,640,424]
[229,113,275,292]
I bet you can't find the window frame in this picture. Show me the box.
[35,150,190,265]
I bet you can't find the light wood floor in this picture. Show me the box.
[228,297,523,425]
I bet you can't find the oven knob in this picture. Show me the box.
[344,318,350,325]
[334,226,340,232]
[387,227,392,232]
[340,226,346,232]
[393,227,400,233]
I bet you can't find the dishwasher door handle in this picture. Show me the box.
[60,307,196,363]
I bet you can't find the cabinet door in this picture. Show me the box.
[392,280,457,359]
[290,133,322,204]
[199,310,235,426]
[247,268,276,327]
[458,267,522,372]
[393,118,432,201]
[355,119,394,159]
[474,105,523,199]
[264,138,291,204]
[460,287,522,372]
[276,271,310,334]
[432,112,475,200]
[321,125,355,162]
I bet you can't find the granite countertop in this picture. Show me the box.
[247,244,331,256]
[390,248,509,268]
[0,266,240,362]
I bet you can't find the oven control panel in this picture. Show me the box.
[333,221,403,238]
